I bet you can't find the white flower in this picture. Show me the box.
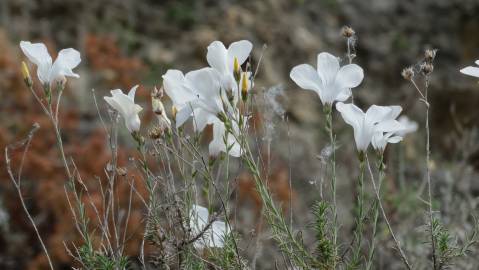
[104,85,142,133]
[336,102,403,152]
[209,118,243,157]
[460,60,479,78]
[290,52,364,105]
[174,68,232,128]
[20,41,81,86]
[189,204,230,249]
[371,131,403,152]
[207,40,253,98]
[396,116,418,137]
[162,68,218,131]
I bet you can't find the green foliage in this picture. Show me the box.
[78,244,129,270]
[311,201,335,268]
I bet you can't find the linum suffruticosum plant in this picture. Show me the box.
[9,31,479,270]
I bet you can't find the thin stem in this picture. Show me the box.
[325,105,338,266]
[5,124,54,270]
[365,154,412,270]
[366,152,384,270]
[424,77,437,270]
[350,154,365,268]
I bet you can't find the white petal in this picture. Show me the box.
[50,48,81,82]
[375,119,403,133]
[290,64,322,93]
[397,116,418,136]
[20,41,52,84]
[365,105,394,125]
[186,68,221,98]
[211,221,229,248]
[475,60,479,66]
[227,40,253,70]
[190,204,209,233]
[192,108,216,132]
[127,85,139,102]
[104,90,142,133]
[336,102,364,131]
[460,66,479,78]
[335,88,352,102]
[388,106,402,119]
[162,69,198,108]
[209,120,227,156]
[176,103,195,128]
[317,52,340,84]
[387,135,403,144]
[207,41,229,73]
[335,64,364,89]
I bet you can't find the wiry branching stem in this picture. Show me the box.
[5,124,54,270]
[365,154,412,270]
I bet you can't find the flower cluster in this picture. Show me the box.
[162,40,253,157]
[290,52,415,154]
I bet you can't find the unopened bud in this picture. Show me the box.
[401,67,414,81]
[341,26,355,38]
[171,105,177,120]
[241,72,248,101]
[233,57,241,82]
[21,61,32,87]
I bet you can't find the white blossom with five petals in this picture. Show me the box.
[189,204,230,249]
[104,86,142,133]
[162,68,219,131]
[290,52,364,105]
[20,41,81,86]
[336,102,404,152]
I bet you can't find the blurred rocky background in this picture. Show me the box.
[1,0,479,269]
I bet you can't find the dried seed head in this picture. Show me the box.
[424,49,437,63]
[420,62,434,76]
[341,26,355,38]
[116,167,127,176]
[149,126,164,140]
[401,67,415,81]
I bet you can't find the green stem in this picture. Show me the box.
[350,153,365,268]
[366,152,384,270]
[325,105,338,266]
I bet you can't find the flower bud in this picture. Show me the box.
[21,61,32,87]
[171,105,177,120]
[241,72,248,102]
[233,57,241,82]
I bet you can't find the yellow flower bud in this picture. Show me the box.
[171,105,177,120]
[241,72,248,101]
[233,57,241,82]
[21,61,32,87]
